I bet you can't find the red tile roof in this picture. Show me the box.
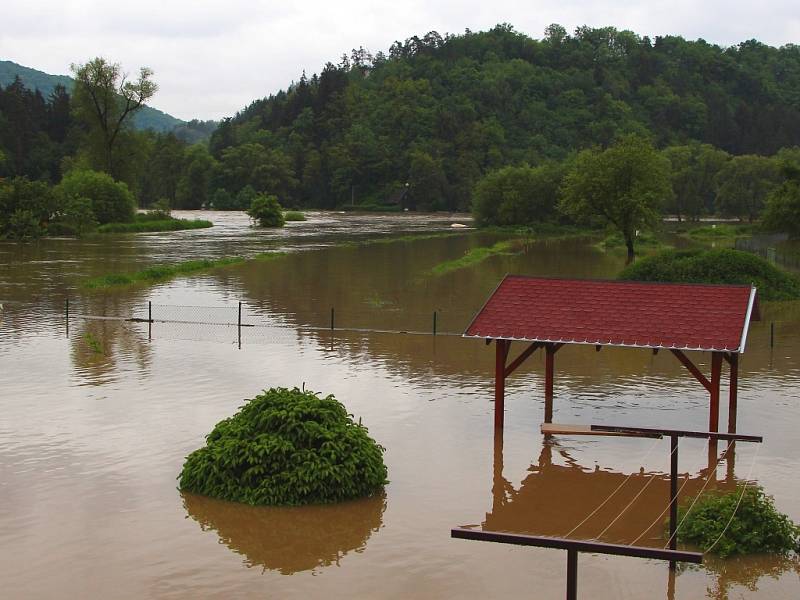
[464,276,759,353]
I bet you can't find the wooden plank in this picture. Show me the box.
[590,425,762,443]
[451,528,703,564]
[541,423,662,438]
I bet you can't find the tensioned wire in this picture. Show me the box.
[662,440,736,549]
[562,436,661,538]
[593,440,681,539]
[626,439,719,546]
[702,443,761,555]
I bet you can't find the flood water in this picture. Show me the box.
[1,211,799,599]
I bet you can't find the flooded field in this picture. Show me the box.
[1,212,799,599]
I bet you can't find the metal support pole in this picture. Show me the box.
[433,311,437,336]
[148,301,152,341]
[669,434,679,570]
[65,297,69,337]
[770,322,774,348]
[238,301,242,349]
[566,549,578,600]
[330,307,335,331]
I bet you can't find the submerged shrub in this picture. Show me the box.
[179,387,388,505]
[619,248,800,301]
[247,194,285,227]
[677,485,800,558]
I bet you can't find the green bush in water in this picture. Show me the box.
[619,248,800,301]
[676,485,800,558]
[179,387,388,505]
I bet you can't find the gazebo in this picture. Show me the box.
[464,276,759,433]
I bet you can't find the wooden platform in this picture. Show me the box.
[541,423,656,437]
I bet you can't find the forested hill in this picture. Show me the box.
[0,60,183,132]
[209,24,800,211]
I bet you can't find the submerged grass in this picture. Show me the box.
[82,251,287,290]
[339,231,467,248]
[283,211,306,222]
[430,239,524,276]
[96,218,213,234]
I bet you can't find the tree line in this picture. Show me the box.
[2,24,800,239]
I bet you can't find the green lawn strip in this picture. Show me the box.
[283,211,306,222]
[81,251,286,290]
[429,239,523,276]
[95,218,213,234]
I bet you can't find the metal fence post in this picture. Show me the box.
[770,322,774,348]
[148,301,152,341]
[433,311,437,336]
[65,297,69,337]
[330,307,335,331]
[238,302,242,349]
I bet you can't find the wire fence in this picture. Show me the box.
[63,298,476,346]
[735,234,800,271]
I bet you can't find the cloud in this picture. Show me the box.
[2,0,799,121]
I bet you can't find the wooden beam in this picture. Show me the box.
[541,423,662,438]
[545,343,556,423]
[505,342,544,378]
[710,352,723,433]
[670,349,712,392]
[450,528,703,564]
[494,340,508,429]
[728,353,739,434]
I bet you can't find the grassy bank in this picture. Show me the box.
[430,239,524,276]
[680,223,755,240]
[96,217,213,234]
[82,252,286,290]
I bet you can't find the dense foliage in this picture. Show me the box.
[762,157,800,237]
[178,387,388,505]
[618,249,800,301]
[560,135,671,258]
[56,169,136,224]
[677,485,800,558]
[208,24,800,212]
[247,194,285,227]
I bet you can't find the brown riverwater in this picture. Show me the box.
[1,211,799,599]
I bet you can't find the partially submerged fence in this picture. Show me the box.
[735,234,800,271]
[62,298,475,346]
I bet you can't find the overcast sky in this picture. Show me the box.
[2,1,798,122]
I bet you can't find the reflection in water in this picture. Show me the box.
[484,433,800,599]
[182,491,386,574]
[698,554,800,600]
[486,433,736,545]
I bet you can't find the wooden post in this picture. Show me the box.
[728,353,738,434]
[709,352,722,432]
[432,311,437,336]
[238,302,242,349]
[545,344,555,424]
[495,340,507,430]
[669,434,679,570]
[566,548,578,600]
[330,307,335,331]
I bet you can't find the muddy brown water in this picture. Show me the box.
[1,211,799,599]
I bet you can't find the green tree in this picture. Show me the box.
[56,169,135,224]
[762,159,800,237]
[70,58,157,179]
[175,144,216,209]
[247,194,285,227]
[408,149,447,211]
[559,135,671,260]
[0,176,59,239]
[54,195,97,236]
[715,155,780,221]
[662,144,729,221]
[472,161,567,226]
